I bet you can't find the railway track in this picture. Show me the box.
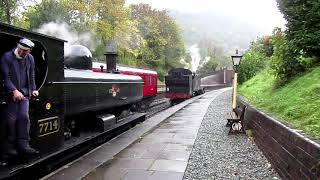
[146,98,170,118]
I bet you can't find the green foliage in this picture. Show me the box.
[155,67,166,82]
[271,0,320,84]
[4,1,186,82]
[250,36,273,57]
[64,0,135,56]
[118,51,139,66]
[237,1,320,140]
[277,0,320,58]
[0,0,17,24]
[198,37,232,70]
[181,53,192,69]
[238,50,267,84]
[130,4,186,80]
[197,58,219,74]
[26,0,71,30]
[241,28,307,86]
[239,67,320,139]
[237,36,269,84]
[268,28,304,85]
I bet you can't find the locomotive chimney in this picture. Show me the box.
[104,52,118,73]
[105,39,118,73]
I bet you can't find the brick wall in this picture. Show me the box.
[238,99,320,180]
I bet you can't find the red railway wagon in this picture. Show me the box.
[92,62,158,98]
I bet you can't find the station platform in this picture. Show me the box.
[43,88,279,180]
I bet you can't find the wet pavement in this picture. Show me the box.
[82,89,228,180]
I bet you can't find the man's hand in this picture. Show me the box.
[12,90,24,101]
[32,90,39,97]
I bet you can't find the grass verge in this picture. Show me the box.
[239,67,320,139]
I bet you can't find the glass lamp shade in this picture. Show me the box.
[231,55,242,66]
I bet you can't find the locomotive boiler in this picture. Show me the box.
[61,45,142,115]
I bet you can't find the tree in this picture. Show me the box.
[26,0,71,29]
[277,0,320,57]
[268,28,304,84]
[197,37,231,71]
[196,58,218,74]
[63,0,136,61]
[0,0,18,24]
[130,4,186,80]
[181,53,192,69]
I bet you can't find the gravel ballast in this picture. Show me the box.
[183,89,280,180]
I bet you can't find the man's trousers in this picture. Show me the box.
[6,99,30,149]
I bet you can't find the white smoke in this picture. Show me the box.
[36,22,98,56]
[189,44,201,72]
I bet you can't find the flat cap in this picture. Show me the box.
[18,38,35,50]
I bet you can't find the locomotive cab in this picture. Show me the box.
[0,33,48,96]
[0,23,66,156]
[0,33,49,153]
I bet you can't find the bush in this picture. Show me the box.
[268,28,304,85]
[238,50,267,84]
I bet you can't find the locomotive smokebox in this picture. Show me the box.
[104,52,118,73]
[64,45,93,70]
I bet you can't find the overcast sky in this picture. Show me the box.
[126,0,286,34]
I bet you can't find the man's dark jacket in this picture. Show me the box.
[0,49,36,98]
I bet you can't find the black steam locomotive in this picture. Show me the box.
[0,23,145,177]
[165,68,204,104]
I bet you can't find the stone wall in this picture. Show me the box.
[238,99,320,180]
[201,69,234,86]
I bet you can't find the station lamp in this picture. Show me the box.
[231,49,242,72]
[227,49,244,134]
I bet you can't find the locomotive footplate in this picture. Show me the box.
[0,112,146,180]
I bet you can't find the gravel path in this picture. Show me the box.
[183,90,280,180]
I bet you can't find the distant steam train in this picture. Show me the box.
[165,68,204,104]
[0,23,151,178]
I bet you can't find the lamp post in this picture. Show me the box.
[231,50,242,110]
[227,49,244,134]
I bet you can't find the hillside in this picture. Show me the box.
[170,11,262,52]
[239,67,320,139]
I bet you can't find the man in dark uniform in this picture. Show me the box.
[0,38,39,155]
[0,74,6,165]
